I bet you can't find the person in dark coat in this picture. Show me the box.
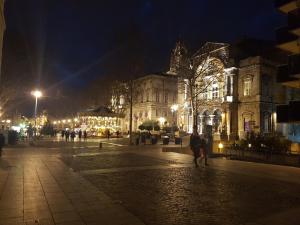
[78,130,82,141]
[70,131,75,142]
[199,134,208,166]
[190,126,201,168]
[83,130,87,141]
[0,133,5,157]
[65,130,70,142]
[107,129,110,140]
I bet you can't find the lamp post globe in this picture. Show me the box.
[31,90,43,136]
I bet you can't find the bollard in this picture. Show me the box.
[99,142,102,149]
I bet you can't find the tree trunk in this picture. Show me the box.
[194,97,198,127]
[129,81,133,145]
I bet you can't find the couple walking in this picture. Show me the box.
[190,126,208,168]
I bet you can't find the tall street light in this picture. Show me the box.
[31,90,42,135]
[171,104,179,138]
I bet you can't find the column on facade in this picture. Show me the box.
[199,115,203,134]
[209,115,214,127]
[226,110,231,137]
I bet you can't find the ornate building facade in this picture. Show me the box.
[130,39,289,140]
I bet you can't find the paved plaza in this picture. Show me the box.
[0,140,300,225]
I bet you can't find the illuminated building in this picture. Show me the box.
[54,106,122,137]
[131,39,290,140]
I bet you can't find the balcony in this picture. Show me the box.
[275,0,300,13]
[288,8,300,35]
[276,27,300,54]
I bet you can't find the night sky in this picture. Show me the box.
[2,0,285,117]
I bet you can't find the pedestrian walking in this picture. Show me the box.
[107,129,110,140]
[70,131,75,142]
[83,130,87,142]
[78,130,82,141]
[190,126,201,168]
[61,130,65,138]
[65,130,70,142]
[0,133,5,157]
[199,134,209,167]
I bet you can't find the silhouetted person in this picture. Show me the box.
[116,130,120,138]
[190,126,201,168]
[107,129,110,140]
[65,130,70,142]
[70,131,75,142]
[61,130,65,138]
[78,130,82,141]
[199,134,208,166]
[83,130,87,141]
[0,133,5,157]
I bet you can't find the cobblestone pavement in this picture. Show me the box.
[0,148,146,225]
[1,142,300,225]
[85,166,300,225]
[61,152,175,171]
[64,145,300,225]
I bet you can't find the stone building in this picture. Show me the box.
[129,39,289,140]
[0,0,5,79]
[125,73,178,131]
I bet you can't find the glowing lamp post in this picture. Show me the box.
[31,90,42,135]
[218,142,224,153]
[171,104,179,137]
[159,117,166,127]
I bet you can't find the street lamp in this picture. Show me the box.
[31,90,42,135]
[170,104,179,138]
[159,117,166,127]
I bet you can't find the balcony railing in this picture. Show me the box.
[275,0,297,8]
[288,8,300,28]
[276,26,299,45]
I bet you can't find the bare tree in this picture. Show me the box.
[0,81,17,117]
[177,43,229,126]
[110,79,141,144]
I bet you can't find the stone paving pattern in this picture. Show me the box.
[62,152,173,171]
[86,167,300,225]
[0,140,300,225]
[0,152,145,225]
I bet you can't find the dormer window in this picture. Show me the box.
[244,79,251,96]
[212,81,219,99]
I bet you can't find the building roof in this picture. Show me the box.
[230,38,288,64]
[135,72,178,81]
[79,106,119,117]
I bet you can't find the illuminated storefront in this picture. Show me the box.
[53,106,123,137]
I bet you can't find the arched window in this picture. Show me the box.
[244,78,252,96]
[212,81,219,99]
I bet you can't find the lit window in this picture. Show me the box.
[212,82,219,99]
[244,79,251,96]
